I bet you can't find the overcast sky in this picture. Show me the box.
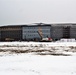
[0,0,76,25]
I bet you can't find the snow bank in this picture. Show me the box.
[0,42,76,56]
[0,41,76,47]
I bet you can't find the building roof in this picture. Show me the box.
[0,23,51,28]
[51,23,76,26]
[0,23,76,28]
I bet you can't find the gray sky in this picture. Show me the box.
[0,0,76,25]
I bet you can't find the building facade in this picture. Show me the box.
[70,25,76,38]
[22,24,51,41]
[0,25,22,41]
[51,25,63,40]
[51,24,76,40]
[0,23,76,41]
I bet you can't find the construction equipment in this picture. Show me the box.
[5,38,14,41]
[37,27,52,42]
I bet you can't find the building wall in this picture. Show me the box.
[0,24,76,41]
[51,25,63,40]
[51,24,76,40]
[1,30,22,41]
[0,31,1,40]
[22,25,51,40]
[0,26,22,41]
[70,26,76,39]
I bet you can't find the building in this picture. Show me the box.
[0,23,76,41]
[0,31,1,40]
[22,23,51,41]
[51,24,76,41]
[0,25,22,41]
[70,25,76,38]
[51,25,63,40]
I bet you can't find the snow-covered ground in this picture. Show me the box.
[0,42,76,75]
[0,54,76,75]
[0,42,76,56]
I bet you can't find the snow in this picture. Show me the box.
[0,42,76,56]
[0,54,76,75]
[0,41,76,46]
[0,42,76,75]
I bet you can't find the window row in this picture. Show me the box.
[23,27,50,29]
[23,31,50,33]
[24,35,50,37]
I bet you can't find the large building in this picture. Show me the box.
[51,24,76,40]
[0,25,22,41]
[0,23,76,41]
[22,23,51,41]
